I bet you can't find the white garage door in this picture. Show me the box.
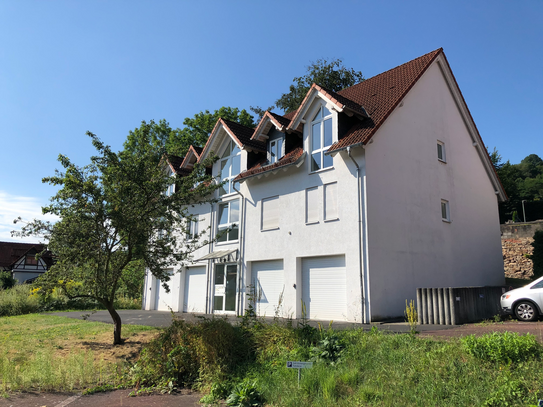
[302,255,346,321]
[183,266,207,313]
[253,260,284,317]
[155,270,176,311]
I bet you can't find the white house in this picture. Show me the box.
[0,242,52,284]
[142,48,506,322]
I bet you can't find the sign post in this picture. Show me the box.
[286,361,313,387]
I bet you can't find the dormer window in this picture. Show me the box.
[269,138,284,164]
[219,140,241,197]
[310,105,333,172]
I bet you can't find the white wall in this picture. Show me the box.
[364,60,504,320]
[241,124,365,322]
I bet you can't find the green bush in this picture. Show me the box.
[0,285,40,317]
[128,317,253,389]
[0,271,16,290]
[461,332,541,364]
[226,379,264,407]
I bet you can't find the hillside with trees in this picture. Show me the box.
[491,149,543,223]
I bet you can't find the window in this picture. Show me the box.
[441,200,450,222]
[165,168,175,196]
[25,255,38,266]
[219,140,241,196]
[531,280,543,289]
[269,138,284,164]
[217,199,239,242]
[437,141,446,162]
[186,218,198,241]
[261,196,279,230]
[324,182,338,221]
[310,105,333,172]
[306,187,319,224]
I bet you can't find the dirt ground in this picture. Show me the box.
[54,331,158,364]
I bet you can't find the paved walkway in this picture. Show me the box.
[50,309,458,333]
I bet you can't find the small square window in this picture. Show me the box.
[437,141,446,162]
[441,200,450,222]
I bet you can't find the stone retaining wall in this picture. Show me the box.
[502,237,533,279]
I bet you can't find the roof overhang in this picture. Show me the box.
[434,53,507,202]
[236,151,306,183]
[196,249,238,262]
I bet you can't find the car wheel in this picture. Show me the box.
[514,301,538,322]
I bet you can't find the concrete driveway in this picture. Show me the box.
[50,309,459,333]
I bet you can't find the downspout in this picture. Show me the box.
[232,183,245,316]
[346,146,367,323]
[205,202,214,314]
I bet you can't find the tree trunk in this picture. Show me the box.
[105,304,124,345]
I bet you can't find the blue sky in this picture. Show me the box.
[1,1,542,241]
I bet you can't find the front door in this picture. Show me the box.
[214,264,237,312]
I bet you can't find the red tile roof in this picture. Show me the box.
[221,119,267,153]
[234,147,305,181]
[166,154,185,174]
[328,48,443,152]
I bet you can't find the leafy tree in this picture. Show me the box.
[124,108,255,158]
[491,148,543,223]
[275,58,364,114]
[15,130,219,345]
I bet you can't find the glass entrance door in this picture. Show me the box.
[213,264,237,312]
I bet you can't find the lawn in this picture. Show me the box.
[0,313,159,394]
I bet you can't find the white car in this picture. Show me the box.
[501,276,543,321]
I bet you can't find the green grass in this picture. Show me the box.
[0,313,159,394]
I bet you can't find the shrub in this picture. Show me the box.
[128,317,253,389]
[0,285,40,317]
[0,271,16,290]
[461,332,541,364]
[226,379,264,407]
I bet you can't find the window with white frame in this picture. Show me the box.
[217,199,239,242]
[186,218,199,241]
[437,141,446,163]
[269,138,284,164]
[310,105,333,172]
[165,167,175,196]
[324,182,338,221]
[219,140,241,196]
[441,199,450,222]
[261,196,279,230]
[306,186,319,224]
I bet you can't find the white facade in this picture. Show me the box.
[142,50,506,322]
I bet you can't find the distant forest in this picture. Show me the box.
[490,150,543,223]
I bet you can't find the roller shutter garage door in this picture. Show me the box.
[252,260,284,317]
[155,270,177,311]
[302,255,346,320]
[183,266,207,313]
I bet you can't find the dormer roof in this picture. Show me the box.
[180,145,203,169]
[199,118,266,162]
[251,111,293,143]
[287,83,369,132]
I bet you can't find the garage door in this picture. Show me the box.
[155,269,176,311]
[253,260,284,317]
[302,255,346,320]
[183,266,207,313]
